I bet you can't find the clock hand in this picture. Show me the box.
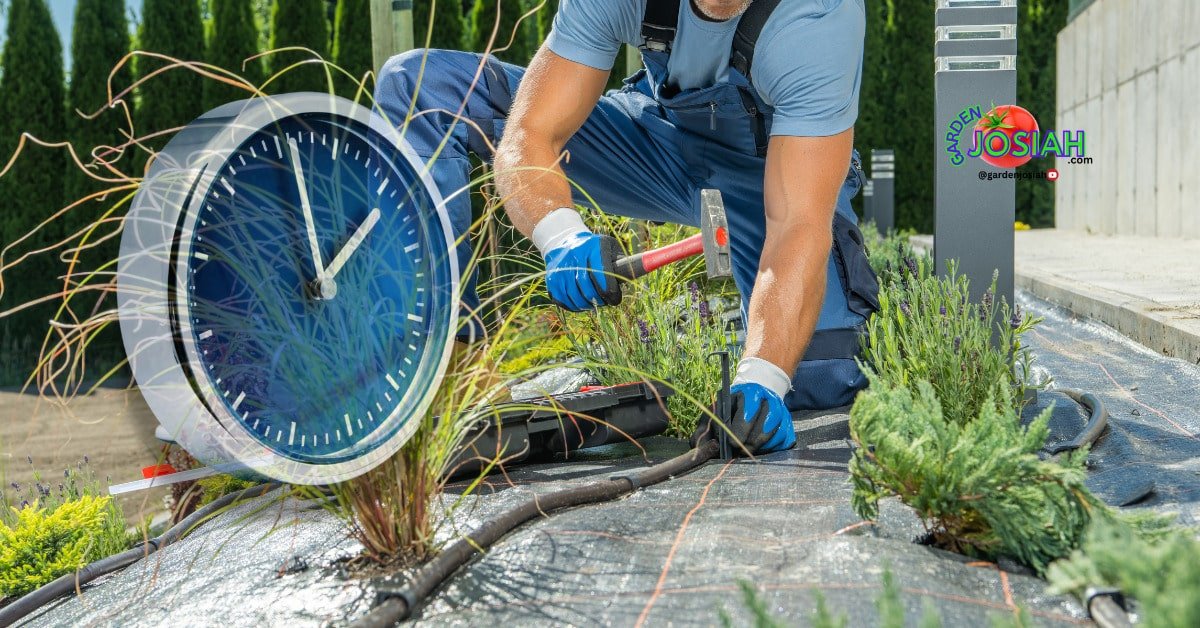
[324,208,381,281]
[288,137,325,279]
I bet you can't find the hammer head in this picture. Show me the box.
[700,189,732,279]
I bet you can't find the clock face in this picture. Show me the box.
[176,109,455,467]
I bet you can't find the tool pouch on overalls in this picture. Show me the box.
[786,199,881,411]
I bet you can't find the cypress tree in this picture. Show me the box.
[535,0,558,43]
[64,0,133,379]
[205,0,264,110]
[888,0,934,233]
[136,0,206,154]
[67,0,131,199]
[469,0,534,65]
[1016,0,1068,227]
[413,0,467,50]
[0,0,67,386]
[333,0,372,98]
[268,0,331,94]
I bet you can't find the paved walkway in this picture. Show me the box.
[915,229,1200,366]
[1014,230,1200,366]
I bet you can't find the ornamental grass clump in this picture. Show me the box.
[565,223,734,438]
[314,356,507,566]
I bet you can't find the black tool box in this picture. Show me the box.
[450,381,675,475]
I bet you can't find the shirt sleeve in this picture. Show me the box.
[544,0,641,71]
[753,0,865,137]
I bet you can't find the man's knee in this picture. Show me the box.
[375,48,471,108]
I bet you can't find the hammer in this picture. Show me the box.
[613,189,732,281]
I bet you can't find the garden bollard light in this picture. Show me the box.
[934,0,1017,319]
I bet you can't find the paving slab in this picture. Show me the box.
[913,230,1200,366]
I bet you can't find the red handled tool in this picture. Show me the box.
[613,189,732,280]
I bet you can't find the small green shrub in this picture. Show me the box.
[1048,519,1200,628]
[862,257,1040,427]
[849,376,1094,574]
[1,458,127,561]
[196,474,259,506]
[0,495,116,597]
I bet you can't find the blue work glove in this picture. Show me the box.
[691,358,797,455]
[542,232,623,312]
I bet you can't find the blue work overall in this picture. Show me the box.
[375,47,879,410]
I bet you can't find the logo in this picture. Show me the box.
[944,104,1088,169]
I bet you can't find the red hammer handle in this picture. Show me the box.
[616,232,720,280]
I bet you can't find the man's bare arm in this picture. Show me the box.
[743,130,855,380]
[493,45,610,236]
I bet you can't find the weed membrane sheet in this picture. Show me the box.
[26,291,1200,627]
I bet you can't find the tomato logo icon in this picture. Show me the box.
[973,105,1040,169]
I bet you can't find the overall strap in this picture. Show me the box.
[730,0,783,78]
[641,0,682,52]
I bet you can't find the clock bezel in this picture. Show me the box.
[151,93,458,485]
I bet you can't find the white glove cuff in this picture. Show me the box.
[532,208,590,256]
[733,357,793,399]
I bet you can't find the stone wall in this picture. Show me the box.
[1055,0,1200,237]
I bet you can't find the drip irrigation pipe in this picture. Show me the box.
[1044,388,1109,456]
[352,440,721,627]
[0,483,280,628]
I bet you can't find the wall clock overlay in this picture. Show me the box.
[119,93,460,485]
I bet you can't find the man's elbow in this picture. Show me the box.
[768,219,834,254]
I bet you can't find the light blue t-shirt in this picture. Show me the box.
[544,0,865,137]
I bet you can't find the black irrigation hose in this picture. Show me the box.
[0,482,280,628]
[0,389,1122,627]
[1086,590,1133,628]
[352,440,721,628]
[1044,388,1110,456]
[1050,392,1134,628]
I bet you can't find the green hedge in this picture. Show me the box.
[0,0,68,388]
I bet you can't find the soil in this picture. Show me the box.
[0,387,171,525]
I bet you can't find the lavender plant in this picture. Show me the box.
[861,256,1040,426]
